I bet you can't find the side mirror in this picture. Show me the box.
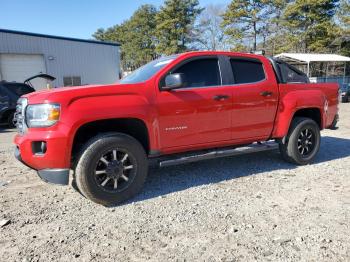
[163,73,186,91]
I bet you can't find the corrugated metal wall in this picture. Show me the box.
[0,31,120,87]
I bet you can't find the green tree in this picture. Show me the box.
[191,4,231,51]
[258,0,293,55]
[221,0,275,51]
[155,0,202,55]
[333,0,350,56]
[337,0,350,31]
[283,0,340,52]
[124,5,158,68]
[93,28,107,40]
[93,4,158,71]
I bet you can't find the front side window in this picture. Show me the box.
[172,58,221,88]
[230,59,265,84]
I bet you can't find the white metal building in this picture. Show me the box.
[0,29,120,90]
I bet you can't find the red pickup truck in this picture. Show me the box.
[14,51,339,206]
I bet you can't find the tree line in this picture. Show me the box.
[93,0,350,71]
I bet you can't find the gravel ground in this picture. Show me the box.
[0,104,349,262]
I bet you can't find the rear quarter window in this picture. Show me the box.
[278,63,309,83]
[230,59,265,84]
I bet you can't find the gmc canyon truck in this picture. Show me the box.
[14,51,339,206]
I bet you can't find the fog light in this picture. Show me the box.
[32,141,47,155]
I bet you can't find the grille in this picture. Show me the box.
[15,98,28,134]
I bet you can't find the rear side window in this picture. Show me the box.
[173,58,221,88]
[230,59,265,84]
[279,63,308,83]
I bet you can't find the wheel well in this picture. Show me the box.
[71,118,150,163]
[293,108,321,128]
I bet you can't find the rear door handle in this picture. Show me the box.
[260,91,273,97]
[213,94,230,101]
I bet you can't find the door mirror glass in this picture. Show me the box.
[163,73,186,90]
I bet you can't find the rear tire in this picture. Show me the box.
[75,133,148,206]
[279,117,320,165]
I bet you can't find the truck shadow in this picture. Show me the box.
[128,136,350,205]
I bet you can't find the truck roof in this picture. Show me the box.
[178,51,267,60]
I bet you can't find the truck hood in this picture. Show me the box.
[24,83,145,104]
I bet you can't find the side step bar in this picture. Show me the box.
[159,141,279,168]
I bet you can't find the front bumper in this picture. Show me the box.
[14,146,69,185]
[37,169,69,185]
[14,128,71,169]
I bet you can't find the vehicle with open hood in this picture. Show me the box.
[0,74,55,127]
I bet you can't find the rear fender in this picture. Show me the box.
[272,90,326,138]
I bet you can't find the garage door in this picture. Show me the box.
[0,54,47,90]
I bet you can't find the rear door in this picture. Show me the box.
[156,56,233,150]
[227,56,279,141]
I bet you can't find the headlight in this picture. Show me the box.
[26,104,60,128]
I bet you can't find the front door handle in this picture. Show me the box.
[213,95,230,101]
[260,91,273,97]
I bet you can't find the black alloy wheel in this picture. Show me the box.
[94,148,136,192]
[297,128,316,157]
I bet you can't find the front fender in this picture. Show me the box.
[272,90,326,138]
[59,94,156,162]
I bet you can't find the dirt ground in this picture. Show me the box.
[0,104,349,262]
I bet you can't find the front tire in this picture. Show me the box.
[75,133,148,206]
[279,117,320,165]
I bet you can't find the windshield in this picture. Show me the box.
[120,55,177,84]
[4,83,35,96]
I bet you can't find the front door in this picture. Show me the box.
[157,57,232,150]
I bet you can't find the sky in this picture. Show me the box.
[1,0,229,40]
